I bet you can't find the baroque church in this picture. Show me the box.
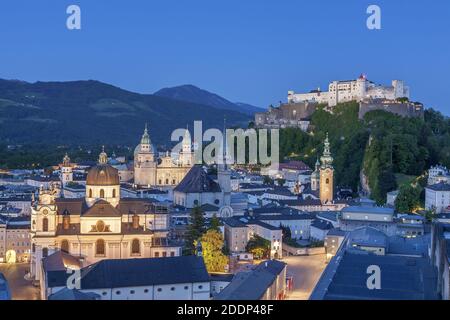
[30,149,181,281]
[134,125,194,187]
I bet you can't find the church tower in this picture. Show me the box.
[311,158,320,191]
[60,153,73,186]
[134,124,157,186]
[179,126,194,166]
[217,122,231,207]
[319,133,334,204]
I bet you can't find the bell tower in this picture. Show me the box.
[60,153,73,186]
[134,124,157,186]
[319,133,334,204]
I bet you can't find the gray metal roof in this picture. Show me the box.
[79,256,209,289]
[215,260,285,300]
[174,165,221,193]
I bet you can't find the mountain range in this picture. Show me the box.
[0,79,259,146]
[154,84,263,115]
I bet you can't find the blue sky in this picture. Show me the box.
[0,0,449,115]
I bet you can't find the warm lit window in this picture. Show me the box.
[131,239,140,255]
[96,239,105,256]
[61,240,69,253]
[42,217,49,232]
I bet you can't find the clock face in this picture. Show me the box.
[219,206,233,218]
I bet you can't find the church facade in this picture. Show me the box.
[134,125,194,187]
[30,149,181,281]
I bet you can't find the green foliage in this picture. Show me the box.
[209,214,221,232]
[246,235,271,259]
[395,184,422,213]
[276,178,286,186]
[184,206,206,255]
[195,229,228,273]
[263,175,274,185]
[278,102,450,205]
[279,224,291,241]
[0,79,250,146]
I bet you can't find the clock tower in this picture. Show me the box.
[319,133,334,204]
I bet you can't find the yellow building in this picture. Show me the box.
[319,133,334,204]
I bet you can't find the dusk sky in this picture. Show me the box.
[1,0,449,114]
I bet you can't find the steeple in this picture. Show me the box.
[62,153,71,167]
[98,146,108,164]
[319,133,334,204]
[141,123,151,146]
[182,125,191,151]
[320,133,333,169]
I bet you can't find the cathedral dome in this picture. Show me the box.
[86,148,120,186]
[86,164,120,186]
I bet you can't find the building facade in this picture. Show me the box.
[134,125,194,187]
[30,150,181,281]
[288,75,410,107]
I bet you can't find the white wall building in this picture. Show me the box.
[41,253,211,300]
[425,182,450,213]
[288,75,410,107]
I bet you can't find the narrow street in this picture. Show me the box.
[284,254,327,300]
[0,263,40,300]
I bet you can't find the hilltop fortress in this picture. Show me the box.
[255,75,423,129]
[287,74,409,107]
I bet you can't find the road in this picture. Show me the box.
[284,254,327,300]
[0,263,40,300]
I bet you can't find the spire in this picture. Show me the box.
[320,133,333,168]
[183,124,191,146]
[99,146,108,164]
[220,116,229,168]
[140,123,151,145]
[63,153,71,166]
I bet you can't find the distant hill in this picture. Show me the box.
[154,84,263,115]
[0,79,250,146]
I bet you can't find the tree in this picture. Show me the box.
[263,175,274,185]
[195,230,228,273]
[279,224,291,241]
[395,184,421,213]
[209,214,221,232]
[246,235,271,259]
[184,206,206,255]
[276,178,286,187]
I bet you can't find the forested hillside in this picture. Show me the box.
[279,102,450,204]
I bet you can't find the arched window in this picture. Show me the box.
[112,189,116,198]
[100,189,105,198]
[131,239,140,255]
[165,179,169,185]
[42,247,48,258]
[61,240,69,253]
[32,243,36,253]
[89,189,93,198]
[96,239,105,256]
[326,178,330,184]
[42,217,48,232]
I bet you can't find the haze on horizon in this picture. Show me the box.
[0,0,449,115]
